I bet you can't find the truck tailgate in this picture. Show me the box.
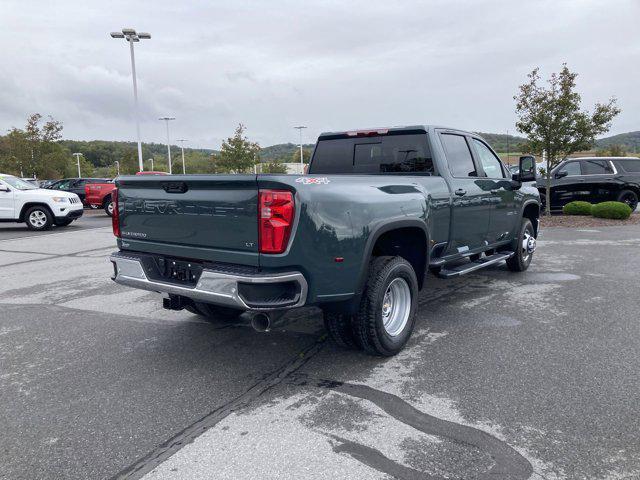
[116,175,259,264]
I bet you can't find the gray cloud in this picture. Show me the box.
[0,0,637,149]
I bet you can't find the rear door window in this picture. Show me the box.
[440,134,477,177]
[310,133,435,175]
[558,161,581,176]
[581,159,612,175]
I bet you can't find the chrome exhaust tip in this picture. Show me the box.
[251,312,271,332]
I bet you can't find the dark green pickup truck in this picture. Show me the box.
[110,126,540,356]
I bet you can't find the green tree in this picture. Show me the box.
[514,64,620,215]
[608,144,626,157]
[596,146,627,157]
[0,113,68,178]
[291,147,312,164]
[263,156,288,174]
[218,124,260,173]
[64,154,95,178]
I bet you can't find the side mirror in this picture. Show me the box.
[555,170,568,179]
[517,155,536,182]
[0,185,10,193]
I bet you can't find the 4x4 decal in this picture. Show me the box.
[295,177,330,185]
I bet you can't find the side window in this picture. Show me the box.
[472,139,506,178]
[558,162,581,176]
[582,159,612,175]
[440,134,477,177]
[617,160,640,172]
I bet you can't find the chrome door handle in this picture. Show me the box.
[490,189,499,194]
[455,188,467,196]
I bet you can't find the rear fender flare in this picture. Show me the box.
[354,218,430,301]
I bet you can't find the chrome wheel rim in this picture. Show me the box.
[107,202,114,215]
[29,210,47,228]
[521,226,536,262]
[381,278,411,337]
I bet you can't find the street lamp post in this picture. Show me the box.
[114,160,120,176]
[148,158,154,171]
[177,139,187,174]
[72,153,83,178]
[159,117,175,174]
[110,28,151,173]
[294,126,307,167]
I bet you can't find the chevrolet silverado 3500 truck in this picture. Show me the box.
[110,126,540,356]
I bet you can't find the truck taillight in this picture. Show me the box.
[258,189,294,254]
[112,188,120,238]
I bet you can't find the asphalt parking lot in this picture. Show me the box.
[1,214,640,480]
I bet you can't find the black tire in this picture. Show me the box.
[352,256,418,356]
[187,301,244,323]
[617,190,638,212]
[55,219,73,227]
[103,196,114,217]
[506,218,535,272]
[24,206,53,231]
[323,311,358,349]
[469,253,481,262]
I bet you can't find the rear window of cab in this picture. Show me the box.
[310,133,436,175]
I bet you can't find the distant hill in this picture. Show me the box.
[59,140,216,169]
[474,132,528,152]
[260,142,315,162]
[595,131,640,153]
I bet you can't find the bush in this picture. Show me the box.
[591,201,633,220]
[563,201,593,215]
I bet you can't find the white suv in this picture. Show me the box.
[0,174,84,230]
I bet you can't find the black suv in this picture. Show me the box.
[49,178,110,204]
[537,157,640,211]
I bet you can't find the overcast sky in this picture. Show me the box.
[0,0,638,149]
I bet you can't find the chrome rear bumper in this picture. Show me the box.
[110,254,307,311]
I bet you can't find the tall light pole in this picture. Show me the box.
[294,126,307,166]
[110,28,151,173]
[72,153,83,178]
[148,158,154,171]
[177,139,187,174]
[114,160,120,176]
[159,117,175,174]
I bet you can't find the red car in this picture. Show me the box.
[85,172,169,216]
[85,181,116,216]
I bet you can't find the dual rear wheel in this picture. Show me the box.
[324,256,418,356]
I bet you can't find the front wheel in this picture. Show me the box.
[25,206,53,231]
[352,256,418,356]
[506,218,536,272]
